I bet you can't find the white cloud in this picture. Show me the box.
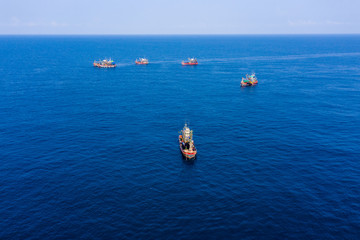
[325,20,344,25]
[288,20,347,26]
[0,17,69,27]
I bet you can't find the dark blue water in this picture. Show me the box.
[0,35,360,239]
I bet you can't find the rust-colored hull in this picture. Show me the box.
[182,62,198,66]
[179,135,197,159]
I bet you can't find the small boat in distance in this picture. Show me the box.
[241,73,258,87]
[135,58,149,65]
[182,58,198,66]
[179,124,197,159]
[93,59,116,68]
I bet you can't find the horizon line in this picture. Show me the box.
[1,33,360,36]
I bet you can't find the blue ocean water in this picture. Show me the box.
[0,35,360,239]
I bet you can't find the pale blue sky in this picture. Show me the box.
[1,0,359,34]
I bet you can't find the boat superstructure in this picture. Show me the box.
[241,73,258,87]
[179,124,197,159]
[135,58,149,65]
[93,58,116,68]
[182,58,198,66]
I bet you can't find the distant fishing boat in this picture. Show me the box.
[182,58,198,66]
[93,58,116,68]
[135,58,149,65]
[179,124,197,159]
[241,73,258,87]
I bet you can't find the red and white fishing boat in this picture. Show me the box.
[179,124,197,159]
[182,58,198,66]
[93,58,116,68]
[135,58,149,65]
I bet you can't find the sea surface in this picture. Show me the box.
[0,35,359,239]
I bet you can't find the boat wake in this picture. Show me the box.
[148,60,180,64]
[201,52,360,63]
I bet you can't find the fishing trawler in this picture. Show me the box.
[135,58,149,65]
[182,58,198,66]
[241,73,258,87]
[93,59,116,68]
[179,124,197,159]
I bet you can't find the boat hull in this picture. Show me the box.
[182,62,198,66]
[135,61,149,65]
[241,80,257,87]
[93,63,116,68]
[179,136,197,159]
